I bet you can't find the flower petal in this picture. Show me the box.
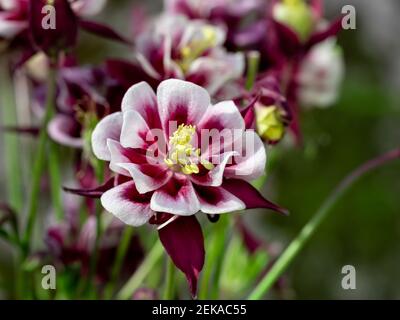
[198,100,245,132]
[222,179,289,215]
[224,130,266,182]
[121,82,161,129]
[120,110,152,149]
[157,79,210,136]
[71,0,107,16]
[0,14,27,39]
[158,215,205,298]
[117,162,172,194]
[189,151,236,187]
[150,176,200,215]
[100,181,154,226]
[48,114,83,148]
[194,185,245,214]
[91,112,123,161]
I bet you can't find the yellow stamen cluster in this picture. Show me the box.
[179,25,218,73]
[164,124,214,175]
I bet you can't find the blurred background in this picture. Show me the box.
[1,0,399,299]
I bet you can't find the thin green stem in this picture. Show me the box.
[245,51,260,91]
[163,257,176,300]
[22,64,57,255]
[117,240,164,300]
[0,58,23,213]
[49,142,64,221]
[199,215,229,300]
[104,226,134,299]
[248,148,400,300]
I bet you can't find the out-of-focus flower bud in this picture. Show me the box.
[297,38,345,108]
[29,0,79,56]
[273,0,315,42]
[25,52,49,81]
[255,105,286,143]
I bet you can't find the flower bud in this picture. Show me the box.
[255,105,285,142]
[29,0,79,56]
[273,0,315,42]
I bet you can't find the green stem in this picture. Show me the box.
[163,257,176,300]
[117,240,164,300]
[245,51,260,91]
[0,58,23,213]
[199,215,229,300]
[49,142,64,221]
[248,148,400,300]
[104,226,134,299]
[22,64,57,255]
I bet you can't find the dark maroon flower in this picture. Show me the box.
[29,0,78,55]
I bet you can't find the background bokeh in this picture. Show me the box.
[1,0,399,299]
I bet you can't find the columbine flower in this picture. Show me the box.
[107,14,244,98]
[164,0,266,49]
[88,79,286,296]
[239,74,291,144]
[0,0,127,61]
[45,64,118,149]
[297,38,345,108]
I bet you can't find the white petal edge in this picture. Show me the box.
[91,112,123,161]
[100,181,154,227]
[150,179,200,215]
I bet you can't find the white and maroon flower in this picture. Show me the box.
[134,14,244,97]
[87,79,286,296]
[164,0,266,49]
[0,0,107,40]
[297,38,344,108]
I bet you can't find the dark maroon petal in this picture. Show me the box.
[29,0,79,54]
[63,177,116,198]
[307,17,343,49]
[236,218,263,254]
[149,213,174,225]
[272,20,302,57]
[240,95,259,130]
[0,202,17,227]
[79,19,132,45]
[222,179,289,215]
[106,59,159,89]
[158,216,205,298]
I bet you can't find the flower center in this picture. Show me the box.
[164,124,214,175]
[178,25,218,73]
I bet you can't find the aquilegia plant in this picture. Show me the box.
[1,0,398,300]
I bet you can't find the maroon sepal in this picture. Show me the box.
[222,179,289,215]
[158,216,205,298]
[79,19,132,45]
[0,126,40,136]
[63,177,115,198]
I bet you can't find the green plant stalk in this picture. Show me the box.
[49,142,64,221]
[199,215,229,300]
[245,51,260,91]
[104,226,134,299]
[163,257,176,300]
[0,59,23,213]
[117,240,164,300]
[22,65,57,255]
[248,148,400,300]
